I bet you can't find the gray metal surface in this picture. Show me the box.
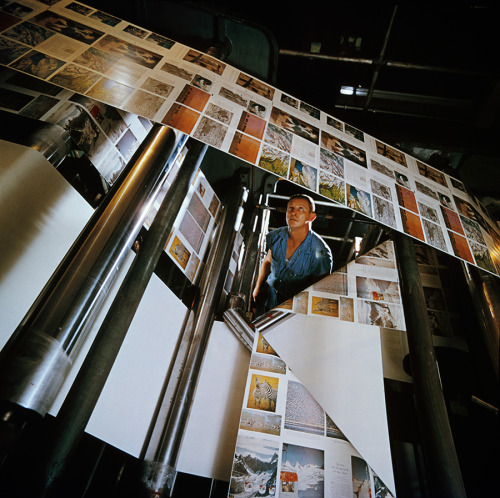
[0,110,72,168]
[141,186,248,497]
[0,125,184,416]
[394,232,467,498]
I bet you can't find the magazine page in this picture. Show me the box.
[153,169,221,284]
[0,0,498,277]
[228,241,403,496]
[0,67,151,186]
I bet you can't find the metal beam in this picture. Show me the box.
[364,5,398,111]
[279,49,488,76]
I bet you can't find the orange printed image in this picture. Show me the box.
[396,184,418,213]
[237,111,266,139]
[448,231,474,263]
[176,84,210,112]
[229,131,261,163]
[400,208,425,241]
[441,206,465,235]
[162,103,200,134]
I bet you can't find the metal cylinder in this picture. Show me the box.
[0,124,185,416]
[223,308,255,350]
[462,262,500,381]
[394,232,467,498]
[0,110,72,167]
[141,186,248,497]
[39,138,206,493]
[253,309,295,334]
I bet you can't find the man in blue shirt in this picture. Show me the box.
[252,194,333,311]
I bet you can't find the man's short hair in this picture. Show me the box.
[288,193,316,212]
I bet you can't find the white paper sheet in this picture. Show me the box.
[0,140,92,349]
[176,321,251,480]
[264,315,396,494]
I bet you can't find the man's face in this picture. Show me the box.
[286,198,316,230]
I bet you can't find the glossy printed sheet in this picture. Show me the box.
[0,0,499,278]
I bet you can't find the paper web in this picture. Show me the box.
[0,0,499,278]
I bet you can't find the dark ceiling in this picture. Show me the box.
[85,1,500,221]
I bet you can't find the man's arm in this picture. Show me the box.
[252,249,272,302]
[311,239,333,282]
[320,246,333,275]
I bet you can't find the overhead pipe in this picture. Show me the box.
[39,138,208,494]
[0,124,185,418]
[141,185,248,497]
[364,5,398,111]
[394,232,467,498]
[279,49,488,76]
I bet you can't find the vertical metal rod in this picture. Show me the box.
[39,139,208,495]
[141,186,248,497]
[394,232,467,498]
[0,124,183,417]
[462,262,500,381]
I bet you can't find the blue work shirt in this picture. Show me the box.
[265,227,333,309]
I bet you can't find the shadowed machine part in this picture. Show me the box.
[0,111,72,168]
[38,138,207,495]
[140,186,248,497]
[0,123,186,449]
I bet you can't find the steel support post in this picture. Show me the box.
[394,232,467,498]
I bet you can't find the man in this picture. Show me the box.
[253,194,333,311]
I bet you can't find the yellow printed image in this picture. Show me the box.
[276,298,293,310]
[168,235,190,269]
[311,296,339,317]
[256,333,278,356]
[247,374,279,413]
